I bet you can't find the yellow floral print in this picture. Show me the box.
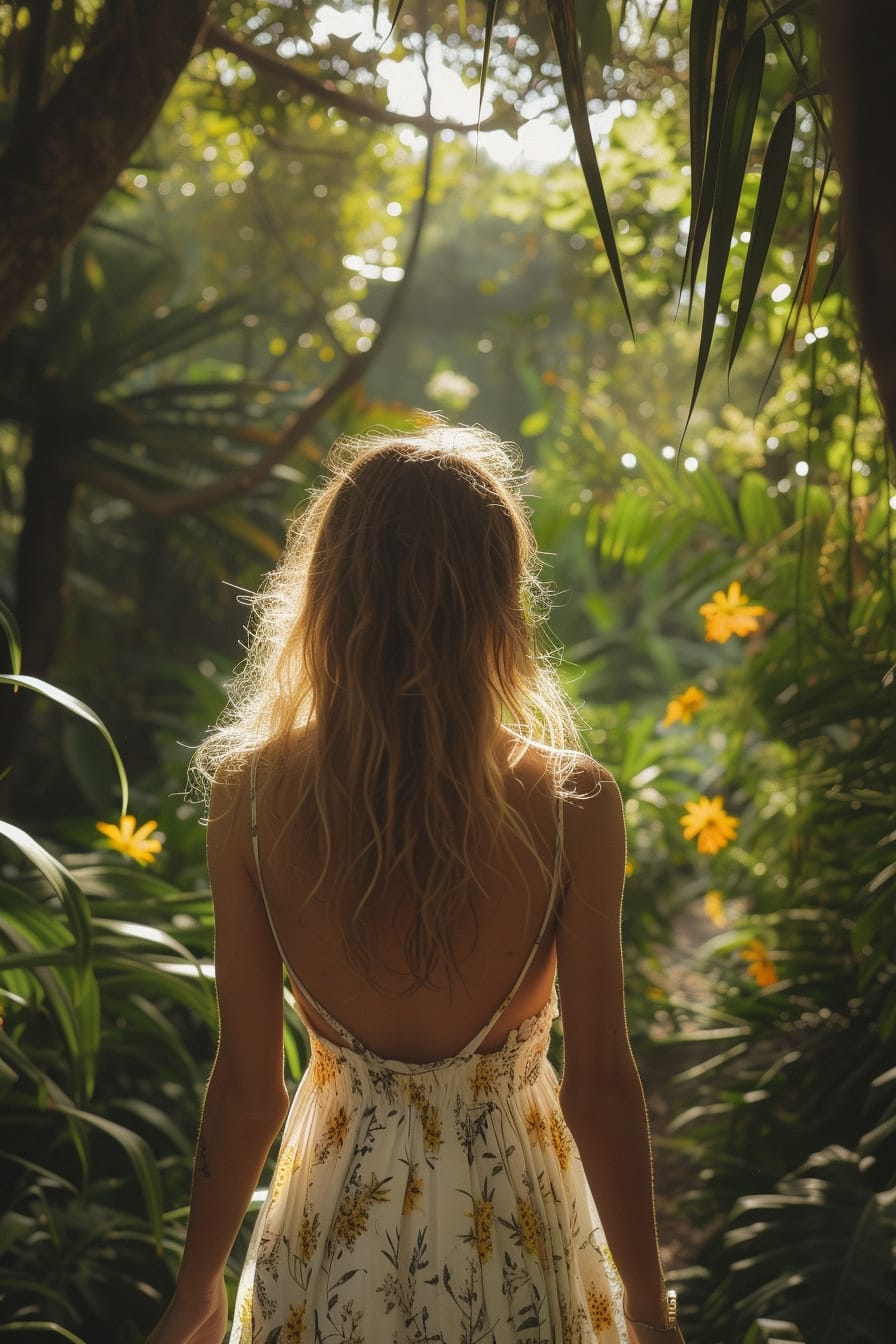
[407,1079,443,1157]
[587,1283,615,1331]
[699,580,767,644]
[270,1145,300,1205]
[548,1107,572,1171]
[470,1053,503,1099]
[313,1105,351,1165]
[310,1041,338,1090]
[237,1288,253,1344]
[95,814,162,865]
[332,1175,391,1248]
[285,1301,306,1344]
[524,1104,548,1145]
[298,1208,320,1263]
[402,1165,424,1215]
[470,1198,494,1262]
[662,685,706,727]
[517,1197,543,1260]
[742,937,778,987]
[680,794,739,854]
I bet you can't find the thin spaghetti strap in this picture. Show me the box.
[247,755,362,1052]
[462,793,565,1057]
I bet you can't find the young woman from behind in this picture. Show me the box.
[146,421,686,1344]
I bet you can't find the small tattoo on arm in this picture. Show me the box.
[197,1134,211,1179]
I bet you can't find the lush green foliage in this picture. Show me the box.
[1,3,894,1341]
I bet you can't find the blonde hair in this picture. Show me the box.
[192,419,583,986]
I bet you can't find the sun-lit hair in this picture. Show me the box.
[191,419,584,986]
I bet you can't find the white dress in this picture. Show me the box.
[230,772,629,1343]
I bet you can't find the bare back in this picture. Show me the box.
[246,738,565,1063]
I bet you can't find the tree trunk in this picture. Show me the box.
[822,1,896,446]
[0,0,210,342]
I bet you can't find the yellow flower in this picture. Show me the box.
[663,685,706,727]
[742,938,778,987]
[699,581,767,644]
[680,795,739,855]
[703,889,728,927]
[95,815,162,865]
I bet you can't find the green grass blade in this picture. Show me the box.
[729,100,796,370]
[545,0,632,331]
[0,674,128,816]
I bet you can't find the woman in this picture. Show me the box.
[147,422,686,1344]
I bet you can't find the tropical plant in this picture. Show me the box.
[0,603,309,1339]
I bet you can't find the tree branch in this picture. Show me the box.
[0,0,211,342]
[74,131,437,517]
[203,21,485,134]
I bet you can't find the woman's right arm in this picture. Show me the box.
[556,761,684,1343]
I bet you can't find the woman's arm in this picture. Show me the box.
[556,761,684,1343]
[146,772,290,1344]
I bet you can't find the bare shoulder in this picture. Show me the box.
[207,757,254,864]
[561,753,626,915]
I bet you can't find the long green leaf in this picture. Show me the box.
[0,598,22,674]
[683,25,766,441]
[685,0,746,309]
[729,100,796,369]
[0,823,92,966]
[0,675,128,816]
[545,0,632,331]
[59,1105,164,1248]
[477,0,500,129]
[0,1325,89,1342]
[686,0,722,274]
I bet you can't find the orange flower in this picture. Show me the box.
[742,938,778,987]
[680,795,739,855]
[703,889,728,927]
[663,686,706,727]
[96,815,162,865]
[699,581,767,644]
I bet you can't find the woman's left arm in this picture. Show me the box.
[146,771,290,1344]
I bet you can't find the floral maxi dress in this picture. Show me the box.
[231,775,629,1344]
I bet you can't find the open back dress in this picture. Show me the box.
[229,764,628,1343]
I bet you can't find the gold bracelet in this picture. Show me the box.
[623,1288,678,1332]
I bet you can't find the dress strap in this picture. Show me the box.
[460,794,565,1057]
[248,754,363,1052]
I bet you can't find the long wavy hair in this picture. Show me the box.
[192,420,583,986]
